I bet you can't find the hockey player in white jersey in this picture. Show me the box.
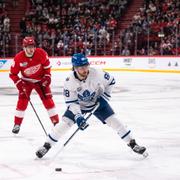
[36,53,147,158]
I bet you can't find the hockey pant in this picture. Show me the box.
[14,82,59,125]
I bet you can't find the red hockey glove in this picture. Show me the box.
[41,75,51,87]
[15,79,25,92]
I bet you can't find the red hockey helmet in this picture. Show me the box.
[22,37,35,47]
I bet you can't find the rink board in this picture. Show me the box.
[0,56,180,87]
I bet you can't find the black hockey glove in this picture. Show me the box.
[75,114,89,130]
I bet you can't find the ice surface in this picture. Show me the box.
[0,72,180,180]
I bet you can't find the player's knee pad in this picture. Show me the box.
[47,116,74,144]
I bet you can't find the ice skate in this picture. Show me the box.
[128,139,148,157]
[12,124,20,134]
[36,142,51,158]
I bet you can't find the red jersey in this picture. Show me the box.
[10,48,51,83]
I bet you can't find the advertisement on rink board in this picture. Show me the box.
[49,56,180,72]
[0,56,180,72]
[0,56,180,87]
[0,59,8,69]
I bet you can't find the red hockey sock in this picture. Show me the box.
[50,114,59,125]
[14,116,23,125]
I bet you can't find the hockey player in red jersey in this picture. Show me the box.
[9,36,59,134]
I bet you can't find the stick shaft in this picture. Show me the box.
[24,89,47,136]
[63,102,100,147]
[49,102,100,164]
[29,99,47,136]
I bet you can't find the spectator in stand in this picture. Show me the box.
[3,14,10,32]
[119,0,179,55]
[107,16,117,33]
[137,48,147,55]
[1,0,179,57]
[19,17,27,36]
[20,0,124,56]
[0,1,11,57]
[12,0,19,8]
[99,26,110,44]
[122,46,131,56]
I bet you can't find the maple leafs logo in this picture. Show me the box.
[78,90,96,102]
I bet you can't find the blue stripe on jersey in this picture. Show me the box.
[48,134,58,142]
[109,78,116,85]
[102,94,110,101]
[65,100,79,104]
[121,130,131,139]
[84,104,96,108]
[104,92,111,97]
[81,104,96,112]
[82,106,95,112]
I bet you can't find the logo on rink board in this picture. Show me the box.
[0,60,7,68]
[123,58,132,66]
[148,58,156,68]
[168,62,179,67]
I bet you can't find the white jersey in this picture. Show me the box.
[63,67,115,115]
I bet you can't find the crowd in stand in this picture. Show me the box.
[0,1,11,57]
[19,0,128,56]
[121,0,180,55]
[0,0,179,57]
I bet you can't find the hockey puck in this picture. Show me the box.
[55,168,62,171]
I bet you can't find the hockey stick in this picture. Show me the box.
[48,102,100,165]
[28,99,47,136]
[23,89,47,136]
[37,82,46,99]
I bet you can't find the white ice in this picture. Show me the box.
[0,72,180,180]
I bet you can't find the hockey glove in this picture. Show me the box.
[41,75,51,87]
[15,79,26,92]
[75,114,89,130]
